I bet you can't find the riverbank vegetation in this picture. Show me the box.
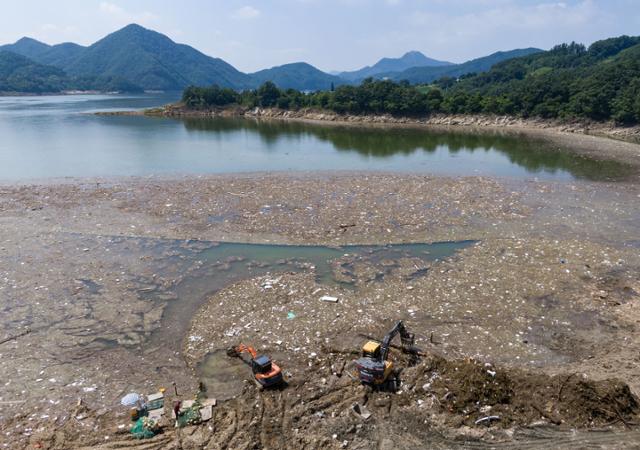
[182,35,640,124]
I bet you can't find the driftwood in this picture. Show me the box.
[0,328,31,345]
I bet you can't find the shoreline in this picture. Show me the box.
[0,90,145,97]
[98,104,640,169]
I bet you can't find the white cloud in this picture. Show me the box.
[399,0,608,61]
[99,1,123,15]
[99,2,158,26]
[32,24,79,44]
[41,24,77,34]
[231,6,261,20]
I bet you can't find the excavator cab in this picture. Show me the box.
[252,354,283,388]
[252,355,272,374]
[362,341,381,359]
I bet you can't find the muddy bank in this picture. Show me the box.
[1,173,639,449]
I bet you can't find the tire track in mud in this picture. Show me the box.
[447,428,640,449]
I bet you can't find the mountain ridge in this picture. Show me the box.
[62,24,252,90]
[250,62,346,91]
[0,24,545,93]
[339,50,453,81]
[384,48,543,83]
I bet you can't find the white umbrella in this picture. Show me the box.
[120,393,141,407]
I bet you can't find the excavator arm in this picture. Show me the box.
[379,321,415,361]
[227,344,258,359]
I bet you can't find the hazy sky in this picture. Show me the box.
[2,0,639,72]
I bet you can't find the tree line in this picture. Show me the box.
[182,35,640,124]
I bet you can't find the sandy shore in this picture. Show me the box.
[1,172,639,448]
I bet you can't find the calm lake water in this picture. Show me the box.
[0,93,629,181]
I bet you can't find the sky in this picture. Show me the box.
[1,0,639,73]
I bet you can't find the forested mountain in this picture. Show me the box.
[0,25,251,91]
[35,43,86,67]
[63,24,252,90]
[441,35,640,122]
[339,51,452,81]
[0,50,67,92]
[5,23,634,109]
[0,24,547,93]
[0,38,86,67]
[385,48,542,83]
[0,50,142,94]
[0,37,51,59]
[183,35,640,124]
[250,62,345,91]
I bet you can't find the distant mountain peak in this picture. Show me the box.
[114,23,154,36]
[15,37,49,46]
[60,23,251,90]
[339,50,452,81]
[121,23,146,31]
[402,50,426,57]
[250,61,345,91]
[107,23,164,40]
[385,47,543,84]
[0,37,52,60]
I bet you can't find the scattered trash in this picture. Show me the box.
[173,400,203,427]
[147,392,164,410]
[172,398,217,427]
[130,416,159,439]
[351,403,372,420]
[474,415,500,426]
[120,393,142,407]
[287,311,296,320]
[320,295,338,303]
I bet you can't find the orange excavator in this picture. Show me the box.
[227,344,284,388]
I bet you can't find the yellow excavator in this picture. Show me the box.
[355,321,417,390]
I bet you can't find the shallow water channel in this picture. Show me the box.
[141,239,474,352]
[168,240,469,399]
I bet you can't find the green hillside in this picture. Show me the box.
[442,36,640,122]
[0,37,51,60]
[385,48,542,83]
[0,50,142,94]
[37,42,86,67]
[339,51,453,81]
[0,38,86,68]
[63,24,251,91]
[0,50,67,92]
[249,62,345,91]
[184,35,640,124]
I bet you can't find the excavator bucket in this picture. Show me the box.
[226,347,240,358]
